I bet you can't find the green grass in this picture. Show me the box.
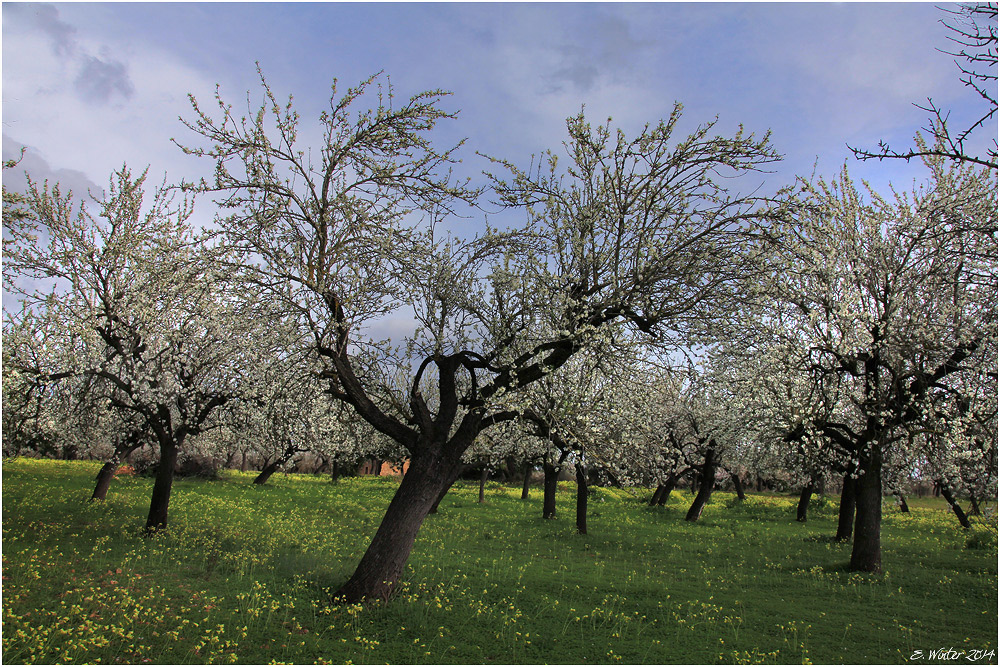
[2,458,996,664]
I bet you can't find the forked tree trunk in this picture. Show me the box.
[685,447,717,522]
[939,484,971,529]
[145,440,179,532]
[521,463,532,500]
[649,485,665,506]
[478,467,488,503]
[796,481,815,522]
[731,472,746,501]
[576,463,588,535]
[836,472,857,541]
[849,447,883,573]
[542,460,559,519]
[335,450,464,602]
[91,440,144,501]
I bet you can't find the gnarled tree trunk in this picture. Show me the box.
[849,447,882,572]
[836,471,857,541]
[335,450,465,601]
[145,439,179,532]
[731,471,746,501]
[685,446,717,522]
[576,463,588,534]
[894,493,910,513]
[92,437,144,501]
[658,473,679,505]
[939,483,971,529]
[254,460,282,485]
[542,458,559,519]
[649,485,665,506]
[428,482,449,515]
[254,443,301,485]
[796,480,815,522]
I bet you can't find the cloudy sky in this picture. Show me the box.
[3,2,995,229]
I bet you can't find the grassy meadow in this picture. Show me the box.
[2,458,997,664]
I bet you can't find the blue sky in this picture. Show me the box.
[3,2,995,227]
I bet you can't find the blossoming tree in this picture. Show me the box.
[752,158,997,571]
[4,166,277,531]
[177,70,784,601]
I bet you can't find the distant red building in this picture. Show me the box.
[357,459,409,477]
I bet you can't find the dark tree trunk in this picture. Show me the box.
[649,485,665,506]
[542,459,558,519]
[755,475,764,492]
[796,481,815,522]
[428,488,446,514]
[429,464,467,514]
[521,463,532,500]
[335,450,464,602]
[731,471,746,501]
[894,493,910,513]
[92,462,120,501]
[91,440,143,501]
[478,466,488,503]
[932,480,941,497]
[254,460,281,485]
[576,463,588,535]
[330,461,342,483]
[145,441,179,532]
[849,447,883,573]
[968,494,981,516]
[685,447,717,522]
[313,456,328,475]
[502,457,518,484]
[254,444,300,485]
[836,472,857,541]
[659,474,679,505]
[428,483,450,515]
[240,450,248,472]
[939,484,971,529]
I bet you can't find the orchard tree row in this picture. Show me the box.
[3,5,996,603]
